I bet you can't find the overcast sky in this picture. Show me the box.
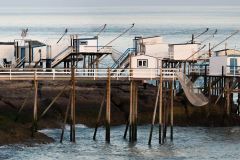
[1,0,240,7]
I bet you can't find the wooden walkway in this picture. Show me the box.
[0,68,177,81]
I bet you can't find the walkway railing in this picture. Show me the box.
[0,68,178,81]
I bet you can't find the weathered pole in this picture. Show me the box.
[148,78,160,145]
[93,92,106,140]
[106,68,111,142]
[134,82,138,141]
[159,68,163,144]
[129,80,133,142]
[170,79,174,141]
[60,91,71,143]
[32,71,38,137]
[70,67,76,142]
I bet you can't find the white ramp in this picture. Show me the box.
[177,72,208,107]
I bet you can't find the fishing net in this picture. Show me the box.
[177,72,209,107]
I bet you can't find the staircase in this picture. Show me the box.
[15,57,25,68]
[111,48,135,69]
[51,46,73,68]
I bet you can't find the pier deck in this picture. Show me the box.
[0,68,177,81]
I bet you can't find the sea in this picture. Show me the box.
[1,5,240,160]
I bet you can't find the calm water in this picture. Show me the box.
[1,125,240,160]
[1,5,240,159]
[0,6,240,52]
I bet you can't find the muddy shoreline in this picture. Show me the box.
[0,81,239,146]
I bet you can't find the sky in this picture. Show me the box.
[1,0,240,7]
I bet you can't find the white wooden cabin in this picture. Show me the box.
[130,55,161,78]
[0,42,15,67]
[78,37,98,53]
[213,49,240,57]
[168,43,200,60]
[135,36,169,58]
[209,53,240,76]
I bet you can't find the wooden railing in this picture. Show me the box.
[0,68,178,81]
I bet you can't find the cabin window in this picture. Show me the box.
[80,41,88,45]
[137,59,148,68]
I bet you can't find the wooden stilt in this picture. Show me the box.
[32,72,38,137]
[148,79,160,145]
[170,79,174,141]
[40,84,68,118]
[134,82,138,141]
[106,68,111,143]
[226,78,230,116]
[123,119,129,139]
[60,91,71,143]
[162,88,166,144]
[70,67,76,142]
[93,91,106,140]
[129,80,133,142]
[159,68,163,144]
[15,88,32,121]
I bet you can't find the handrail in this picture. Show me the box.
[111,48,135,69]
[0,68,178,80]
[52,46,73,60]
[51,46,73,67]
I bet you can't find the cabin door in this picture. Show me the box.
[230,58,237,74]
[21,48,25,60]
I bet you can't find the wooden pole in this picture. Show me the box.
[32,71,38,137]
[123,119,129,139]
[148,79,160,145]
[134,82,138,141]
[159,68,163,144]
[15,88,32,121]
[40,85,68,118]
[70,67,76,142]
[93,91,106,140]
[129,80,133,142]
[106,68,111,142]
[170,79,174,141]
[226,78,230,116]
[60,91,71,143]
[162,88,166,144]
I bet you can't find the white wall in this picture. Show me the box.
[142,36,163,45]
[0,45,15,60]
[209,56,227,75]
[80,39,98,52]
[145,43,169,58]
[131,55,158,78]
[170,44,199,60]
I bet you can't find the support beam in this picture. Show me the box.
[170,79,174,141]
[40,84,68,118]
[159,69,163,144]
[148,78,160,145]
[105,68,111,143]
[32,72,38,137]
[70,67,76,142]
[60,91,71,143]
[93,91,106,140]
[129,80,133,142]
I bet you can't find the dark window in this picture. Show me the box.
[80,41,88,45]
[137,59,148,68]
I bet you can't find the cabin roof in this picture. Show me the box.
[139,36,161,40]
[215,49,240,52]
[169,43,201,46]
[214,49,240,56]
[25,40,46,48]
[132,54,160,59]
[0,42,15,45]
